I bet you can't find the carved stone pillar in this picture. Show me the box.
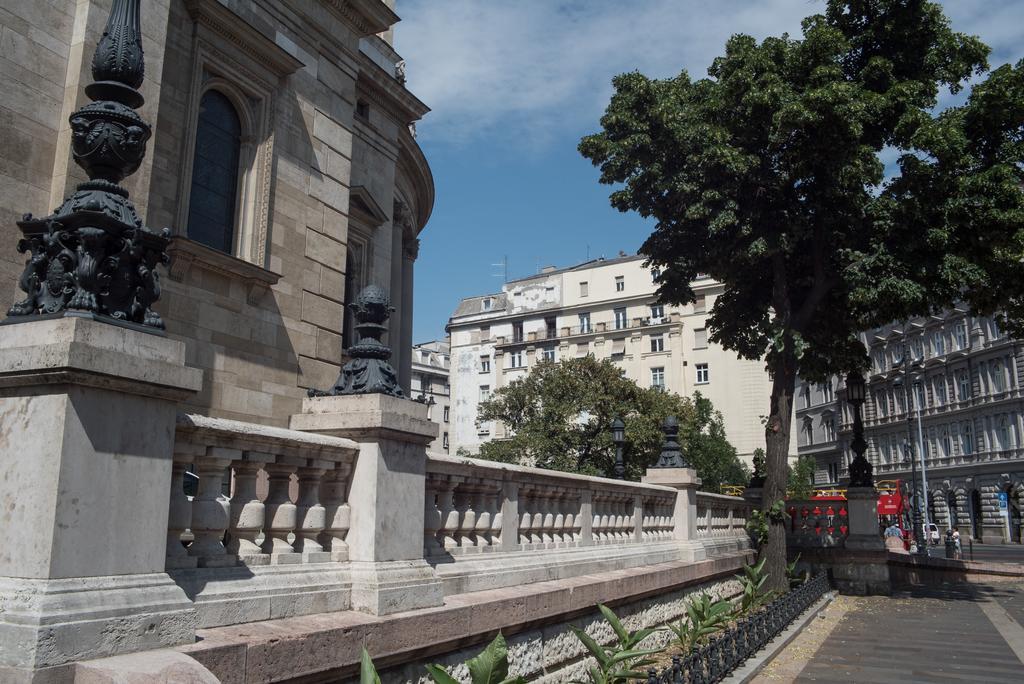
[188,448,237,567]
[261,460,299,560]
[320,463,352,560]
[228,454,272,561]
[294,465,329,560]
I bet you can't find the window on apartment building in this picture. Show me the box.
[821,381,834,403]
[482,297,493,311]
[932,376,945,405]
[941,426,952,457]
[579,312,591,333]
[955,321,969,350]
[480,325,490,342]
[422,375,432,393]
[913,381,926,410]
[542,347,556,362]
[651,366,665,389]
[545,316,557,339]
[480,385,490,401]
[992,359,1007,393]
[694,294,706,314]
[695,363,709,384]
[911,337,924,361]
[694,328,708,349]
[512,321,524,343]
[802,418,814,446]
[650,304,665,321]
[614,307,627,330]
[615,275,625,292]
[580,281,589,297]
[932,331,946,356]
[991,318,1003,339]
[650,334,664,353]
[827,462,839,483]
[187,90,242,254]
[961,420,975,454]
[443,432,449,449]
[823,414,836,442]
[998,415,1014,450]
[876,391,888,417]
[443,406,449,422]
[509,350,523,368]
[958,372,971,401]
[480,355,491,373]
[651,268,661,282]
[801,384,812,409]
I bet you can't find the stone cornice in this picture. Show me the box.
[185,0,305,77]
[320,0,399,37]
[397,129,434,234]
[357,52,430,124]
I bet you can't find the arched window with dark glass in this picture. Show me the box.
[187,90,241,253]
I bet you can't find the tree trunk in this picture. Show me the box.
[759,346,798,593]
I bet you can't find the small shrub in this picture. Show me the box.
[786,553,808,588]
[570,604,665,683]
[426,633,526,684]
[668,593,732,653]
[734,558,771,616]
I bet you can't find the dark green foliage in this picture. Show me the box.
[569,604,665,684]
[787,455,817,499]
[425,634,526,684]
[668,593,732,653]
[734,559,772,616]
[475,356,748,488]
[580,0,1023,592]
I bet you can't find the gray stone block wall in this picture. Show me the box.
[371,577,742,684]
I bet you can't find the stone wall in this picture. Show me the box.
[374,576,742,684]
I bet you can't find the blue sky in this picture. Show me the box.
[396,1,1024,344]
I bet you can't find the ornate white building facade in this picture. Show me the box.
[796,306,1024,543]
[447,255,792,464]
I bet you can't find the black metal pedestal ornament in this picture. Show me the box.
[309,285,404,398]
[652,415,690,468]
[6,0,170,330]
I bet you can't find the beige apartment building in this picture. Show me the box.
[447,255,789,464]
[0,0,433,426]
[411,339,451,453]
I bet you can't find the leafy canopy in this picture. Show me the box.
[476,356,748,488]
[579,0,1022,379]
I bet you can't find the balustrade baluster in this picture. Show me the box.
[491,483,504,549]
[166,450,198,569]
[294,464,328,560]
[473,483,492,548]
[439,476,461,552]
[228,452,272,562]
[189,447,237,567]
[261,459,299,561]
[519,488,533,548]
[321,463,351,560]
[456,484,477,551]
[551,489,565,545]
[530,489,545,546]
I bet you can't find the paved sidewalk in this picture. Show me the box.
[756,583,1024,683]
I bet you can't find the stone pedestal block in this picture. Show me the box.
[845,486,884,551]
[290,394,443,614]
[0,316,203,679]
[642,467,707,562]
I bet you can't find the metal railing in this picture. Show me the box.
[649,574,830,683]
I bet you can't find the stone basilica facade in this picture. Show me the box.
[0,0,434,425]
[796,307,1024,543]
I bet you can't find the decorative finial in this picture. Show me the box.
[309,285,405,397]
[652,415,689,468]
[5,0,170,330]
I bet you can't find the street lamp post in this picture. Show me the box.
[895,349,930,557]
[845,371,873,487]
[611,417,626,480]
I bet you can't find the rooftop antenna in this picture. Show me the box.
[491,255,508,283]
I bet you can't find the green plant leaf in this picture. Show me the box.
[425,665,460,684]
[466,634,511,684]
[360,648,382,684]
[570,626,611,667]
[598,604,630,647]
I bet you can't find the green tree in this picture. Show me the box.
[475,356,746,488]
[787,455,817,500]
[580,1,1023,590]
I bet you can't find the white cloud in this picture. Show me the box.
[395,0,1023,148]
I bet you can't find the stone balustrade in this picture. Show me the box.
[696,491,752,541]
[168,413,358,571]
[424,452,681,556]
